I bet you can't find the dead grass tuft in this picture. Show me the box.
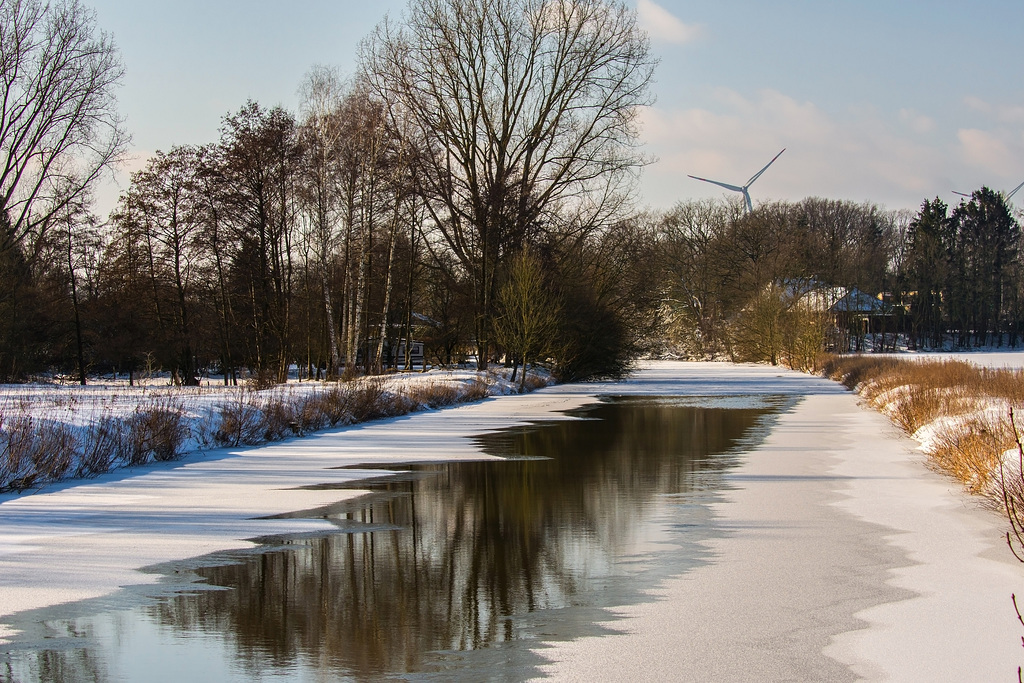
[930,414,1015,495]
[823,354,1024,509]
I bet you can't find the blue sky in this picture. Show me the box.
[88,0,1024,214]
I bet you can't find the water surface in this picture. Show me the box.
[2,395,785,682]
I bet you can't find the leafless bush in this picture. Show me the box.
[78,414,127,477]
[293,394,328,433]
[460,379,490,401]
[215,392,264,447]
[1,415,41,491]
[346,378,391,422]
[520,373,550,392]
[31,420,78,481]
[314,384,354,427]
[126,399,188,463]
[406,382,461,408]
[259,395,298,441]
[0,415,78,491]
[246,368,279,390]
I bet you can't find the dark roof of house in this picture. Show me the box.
[831,287,891,314]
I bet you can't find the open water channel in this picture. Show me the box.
[2,395,787,682]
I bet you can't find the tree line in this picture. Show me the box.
[654,189,1023,366]
[0,0,659,385]
[902,188,1022,349]
[2,0,1020,386]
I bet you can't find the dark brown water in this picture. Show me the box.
[2,395,783,682]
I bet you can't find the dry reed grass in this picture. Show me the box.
[930,414,1015,495]
[823,354,1024,506]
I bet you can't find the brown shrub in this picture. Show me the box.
[259,395,298,441]
[1,415,33,490]
[346,378,389,421]
[30,420,77,482]
[79,415,127,477]
[314,384,353,427]
[520,373,549,392]
[0,415,41,491]
[461,379,490,401]
[293,394,328,434]
[126,399,188,463]
[0,415,78,491]
[405,382,461,408]
[215,393,264,447]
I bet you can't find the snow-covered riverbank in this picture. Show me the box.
[2,361,1021,680]
[0,369,538,492]
[535,369,1022,681]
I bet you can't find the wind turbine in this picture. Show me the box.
[688,149,786,213]
[952,179,1024,202]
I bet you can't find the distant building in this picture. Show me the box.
[777,279,894,352]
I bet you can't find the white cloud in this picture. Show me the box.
[899,108,935,134]
[958,128,1019,176]
[636,89,964,211]
[636,0,701,45]
[964,96,1024,124]
[965,95,993,114]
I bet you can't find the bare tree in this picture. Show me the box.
[298,66,347,376]
[116,147,206,385]
[363,0,654,368]
[219,102,301,383]
[0,0,127,256]
[658,200,740,359]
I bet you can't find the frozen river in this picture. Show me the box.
[2,362,1021,681]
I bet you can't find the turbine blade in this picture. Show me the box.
[745,148,786,188]
[1007,179,1024,201]
[688,175,744,193]
[952,191,971,197]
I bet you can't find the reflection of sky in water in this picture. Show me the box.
[2,396,786,682]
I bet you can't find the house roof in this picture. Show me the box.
[831,287,891,314]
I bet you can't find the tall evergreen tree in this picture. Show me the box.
[905,198,949,349]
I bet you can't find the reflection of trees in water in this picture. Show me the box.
[3,623,108,683]
[144,401,768,678]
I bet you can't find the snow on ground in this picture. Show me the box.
[0,367,535,490]
[0,367,530,428]
[880,349,1024,369]
[1,361,1022,680]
